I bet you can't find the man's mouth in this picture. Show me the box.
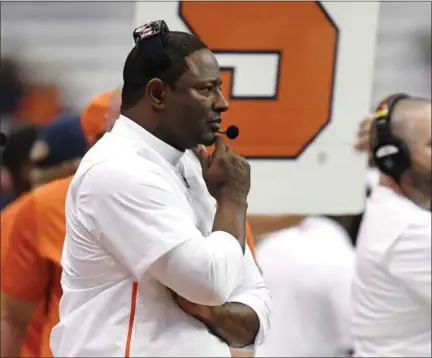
[207,118,221,131]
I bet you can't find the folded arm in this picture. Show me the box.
[173,245,271,348]
[219,245,271,348]
[149,233,244,305]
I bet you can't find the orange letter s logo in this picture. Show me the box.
[179,2,338,159]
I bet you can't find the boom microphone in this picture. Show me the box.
[218,125,239,140]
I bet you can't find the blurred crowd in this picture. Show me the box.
[0,59,122,355]
[0,57,79,209]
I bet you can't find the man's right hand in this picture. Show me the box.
[195,137,249,251]
[196,137,250,203]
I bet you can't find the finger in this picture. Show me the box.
[212,136,227,159]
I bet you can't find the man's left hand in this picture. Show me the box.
[171,290,260,348]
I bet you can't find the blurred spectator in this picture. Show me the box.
[0,58,24,123]
[0,113,87,211]
[0,56,64,132]
[1,125,39,209]
[80,89,121,145]
[29,113,87,187]
[255,212,364,357]
[15,84,63,127]
[0,90,119,358]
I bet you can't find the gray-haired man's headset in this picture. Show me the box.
[371,93,411,184]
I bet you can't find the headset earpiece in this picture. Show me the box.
[371,93,411,183]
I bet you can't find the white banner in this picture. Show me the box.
[135,1,380,215]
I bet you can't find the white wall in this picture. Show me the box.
[372,1,431,103]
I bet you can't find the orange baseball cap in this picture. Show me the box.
[80,89,117,144]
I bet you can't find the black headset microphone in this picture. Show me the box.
[218,125,239,140]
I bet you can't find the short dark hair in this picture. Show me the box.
[1,124,38,191]
[121,31,208,111]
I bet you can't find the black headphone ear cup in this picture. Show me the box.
[372,93,412,182]
[373,138,411,179]
[395,139,411,172]
[373,143,396,176]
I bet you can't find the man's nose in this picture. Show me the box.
[214,91,229,113]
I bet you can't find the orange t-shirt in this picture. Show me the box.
[1,176,72,357]
[1,194,30,253]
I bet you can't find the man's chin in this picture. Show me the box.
[199,132,217,147]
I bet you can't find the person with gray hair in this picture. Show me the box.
[352,94,431,357]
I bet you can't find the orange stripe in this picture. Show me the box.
[124,281,138,358]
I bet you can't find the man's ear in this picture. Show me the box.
[146,78,167,110]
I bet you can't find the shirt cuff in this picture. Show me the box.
[228,292,269,350]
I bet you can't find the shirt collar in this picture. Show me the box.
[374,184,428,213]
[112,115,184,166]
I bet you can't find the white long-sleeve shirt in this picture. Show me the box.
[50,116,271,357]
[352,185,431,357]
[255,217,355,357]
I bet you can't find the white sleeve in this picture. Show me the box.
[148,233,244,306]
[388,223,431,306]
[225,245,272,349]
[76,162,244,304]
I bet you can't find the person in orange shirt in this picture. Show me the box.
[1,177,71,357]
[1,126,39,209]
[0,89,120,358]
[1,113,88,210]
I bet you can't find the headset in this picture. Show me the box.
[371,93,411,183]
[132,20,171,70]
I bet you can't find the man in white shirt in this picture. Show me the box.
[352,94,431,357]
[255,212,366,357]
[50,22,270,357]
